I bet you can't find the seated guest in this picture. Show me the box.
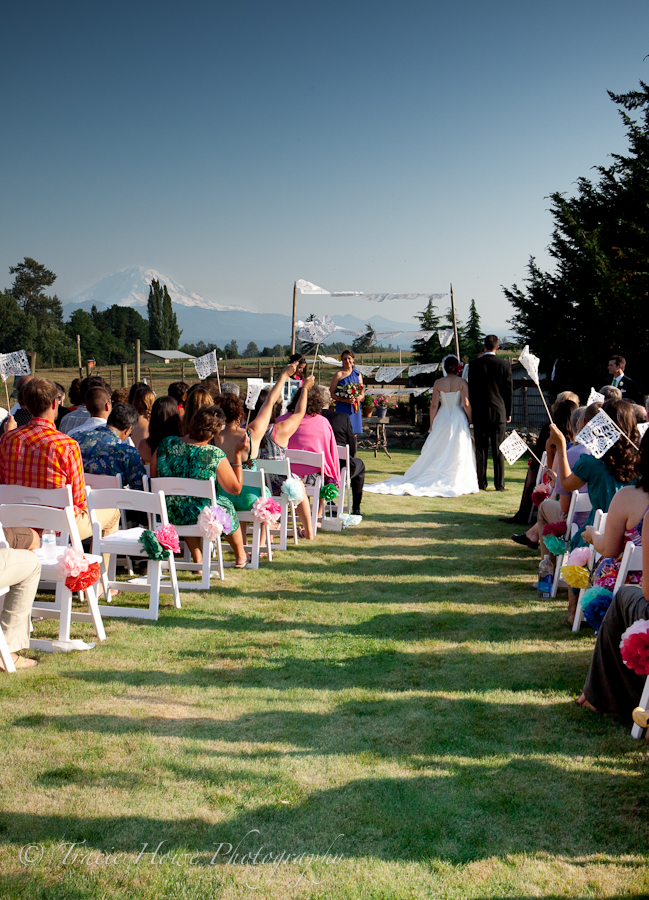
[319,387,365,516]
[9,374,32,417]
[0,379,120,577]
[182,386,213,435]
[77,402,147,490]
[577,513,649,717]
[67,378,83,411]
[551,399,640,623]
[632,403,647,425]
[67,387,111,438]
[111,387,129,405]
[54,383,70,430]
[0,548,42,671]
[168,382,189,417]
[599,385,623,402]
[220,381,240,397]
[152,406,249,568]
[139,396,182,464]
[59,376,110,434]
[128,381,148,404]
[130,385,155,448]
[13,378,34,429]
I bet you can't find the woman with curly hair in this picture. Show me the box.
[181,385,213,435]
[550,398,640,623]
[131,385,155,449]
[139,395,182,464]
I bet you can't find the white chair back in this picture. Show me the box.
[0,503,81,549]
[87,486,170,521]
[235,468,273,568]
[258,459,299,550]
[613,542,643,595]
[84,472,124,490]
[0,484,74,510]
[285,449,324,536]
[572,508,605,631]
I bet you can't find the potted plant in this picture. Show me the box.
[375,393,396,419]
[362,398,375,417]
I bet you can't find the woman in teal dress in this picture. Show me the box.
[152,405,250,568]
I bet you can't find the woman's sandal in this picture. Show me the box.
[234,556,251,569]
[0,656,38,672]
[576,693,598,712]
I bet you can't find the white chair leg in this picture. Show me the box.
[248,522,260,569]
[200,539,212,589]
[632,676,649,738]
[291,504,299,546]
[0,629,16,672]
[167,555,181,608]
[213,538,224,581]
[279,502,288,551]
[85,584,107,641]
[265,524,273,563]
[57,584,73,643]
[148,560,161,620]
[572,589,585,632]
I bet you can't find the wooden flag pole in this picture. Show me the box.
[535,383,553,423]
[214,352,221,392]
[3,379,10,411]
[450,283,460,359]
[290,281,297,355]
[311,344,321,376]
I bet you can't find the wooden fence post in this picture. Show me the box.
[121,364,128,387]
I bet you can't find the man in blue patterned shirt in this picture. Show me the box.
[75,403,146,490]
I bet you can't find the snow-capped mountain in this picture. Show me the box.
[64,265,253,313]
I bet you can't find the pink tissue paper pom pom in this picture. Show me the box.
[57,547,89,579]
[252,496,282,526]
[620,620,649,674]
[567,547,590,567]
[197,505,232,540]
[155,525,180,553]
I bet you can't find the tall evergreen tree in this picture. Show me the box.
[351,323,376,353]
[505,81,649,396]
[147,279,164,349]
[160,284,180,349]
[0,292,37,354]
[461,299,483,360]
[411,299,442,364]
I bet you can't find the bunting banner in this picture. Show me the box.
[587,387,606,406]
[408,364,439,377]
[193,350,218,381]
[354,365,378,376]
[295,279,446,302]
[374,366,406,383]
[318,355,342,366]
[499,431,531,466]
[437,329,455,348]
[365,386,434,396]
[0,350,31,383]
[296,279,330,294]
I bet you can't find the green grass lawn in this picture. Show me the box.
[1,451,648,899]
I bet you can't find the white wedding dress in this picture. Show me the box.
[365,390,479,498]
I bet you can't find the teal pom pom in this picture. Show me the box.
[320,483,339,502]
[281,476,304,503]
[544,535,567,556]
[580,585,613,632]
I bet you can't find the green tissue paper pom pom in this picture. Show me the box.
[320,483,339,501]
[544,535,567,556]
[138,530,170,560]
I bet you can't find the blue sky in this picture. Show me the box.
[1,0,648,335]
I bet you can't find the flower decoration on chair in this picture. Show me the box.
[56,547,101,591]
[139,530,171,560]
[320,483,339,502]
[543,521,567,538]
[531,484,551,507]
[560,546,592,588]
[252,496,282,526]
[197,505,233,540]
[155,525,180,553]
[620,619,649,674]
[544,534,567,557]
[281,476,304,503]
[579,585,614,633]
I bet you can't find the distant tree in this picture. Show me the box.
[461,299,483,361]
[147,280,164,349]
[242,341,259,358]
[411,300,442,365]
[224,339,240,359]
[66,309,104,361]
[9,256,63,332]
[160,284,180,349]
[351,323,376,353]
[0,292,37,354]
[38,324,77,366]
[180,340,223,358]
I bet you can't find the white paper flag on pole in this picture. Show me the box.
[638,422,649,438]
[297,315,337,344]
[193,350,218,381]
[374,366,406,383]
[245,378,266,411]
[587,387,606,406]
[437,329,455,348]
[408,364,439,377]
[296,280,330,294]
[318,355,342,366]
[354,365,377,376]
[575,409,622,459]
[499,431,530,466]
[0,350,31,383]
[518,345,541,386]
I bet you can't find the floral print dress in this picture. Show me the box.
[156,437,238,533]
[593,512,647,591]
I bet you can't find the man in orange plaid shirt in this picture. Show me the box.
[0,379,119,561]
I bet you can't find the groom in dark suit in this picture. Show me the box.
[468,335,513,491]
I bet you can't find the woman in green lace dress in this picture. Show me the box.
[152,405,249,568]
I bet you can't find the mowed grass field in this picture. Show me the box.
[1,451,648,899]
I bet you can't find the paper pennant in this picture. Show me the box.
[408,364,439,377]
[354,365,377,376]
[0,350,31,383]
[193,350,218,381]
[437,329,455,348]
[374,366,406,383]
[499,431,530,465]
[296,279,330,294]
[587,387,606,406]
[518,345,541,386]
[318,355,342,366]
[297,315,337,344]
[575,409,622,459]
[245,378,266,411]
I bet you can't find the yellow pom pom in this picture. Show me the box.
[560,565,590,589]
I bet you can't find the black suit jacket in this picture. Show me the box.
[615,374,643,403]
[468,354,513,427]
[320,409,357,456]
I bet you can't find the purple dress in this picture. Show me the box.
[335,370,363,434]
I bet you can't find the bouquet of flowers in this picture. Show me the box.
[335,382,363,412]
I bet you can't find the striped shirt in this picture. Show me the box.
[0,417,86,514]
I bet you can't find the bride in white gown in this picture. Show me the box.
[365,356,479,498]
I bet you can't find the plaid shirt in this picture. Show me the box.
[0,417,86,514]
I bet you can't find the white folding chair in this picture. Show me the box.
[528,451,548,523]
[0,586,15,672]
[86,486,180,620]
[322,444,351,532]
[0,503,105,651]
[235,468,273,569]
[572,510,606,632]
[84,472,137,574]
[285,449,324,538]
[551,491,592,598]
[260,459,300,551]
[150,477,225,587]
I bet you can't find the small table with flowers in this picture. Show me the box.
[360,416,391,459]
